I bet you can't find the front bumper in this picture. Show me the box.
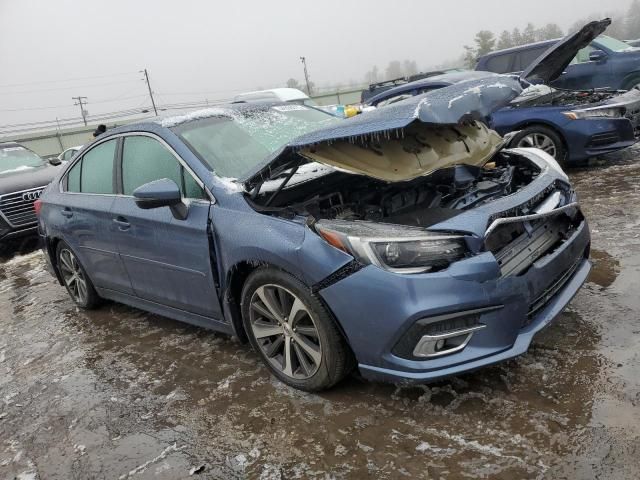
[564,117,637,162]
[319,218,590,383]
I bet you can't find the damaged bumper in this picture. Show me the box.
[318,214,591,384]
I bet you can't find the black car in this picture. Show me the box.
[0,142,61,240]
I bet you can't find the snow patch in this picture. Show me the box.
[159,108,238,128]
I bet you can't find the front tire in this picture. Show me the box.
[56,241,100,309]
[512,125,566,164]
[241,267,353,391]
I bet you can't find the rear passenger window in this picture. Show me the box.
[485,54,513,74]
[513,47,548,72]
[77,139,116,194]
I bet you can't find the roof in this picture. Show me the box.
[233,88,310,103]
[367,70,498,106]
[479,38,559,58]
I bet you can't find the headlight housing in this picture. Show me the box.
[563,107,624,120]
[315,220,468,274]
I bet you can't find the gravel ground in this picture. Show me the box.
[1,147,639,479]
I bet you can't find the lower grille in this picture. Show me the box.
[587,131,620,147]
[0,187,45,227]
[524,257,582,326]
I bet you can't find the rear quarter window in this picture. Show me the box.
[484,53,514,74]
[513,47,549,72]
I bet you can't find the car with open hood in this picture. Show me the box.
[367,20,640,165]
[0,142,61,241]
[37,67,590,391]
[476,19,640,91]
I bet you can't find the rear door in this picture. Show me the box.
[109,133,221,319]
[59,138,134,294]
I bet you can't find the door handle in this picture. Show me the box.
[113,216,131,230]
[61,207,73,218]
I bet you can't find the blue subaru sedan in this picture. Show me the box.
[37,77,591,391]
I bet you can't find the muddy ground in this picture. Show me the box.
[1,148,640,480]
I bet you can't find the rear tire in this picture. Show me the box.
[241,267,353,391]
[56,241,100,309]
[511,125,567,165]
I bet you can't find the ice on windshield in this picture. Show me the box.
[173,107,339,179]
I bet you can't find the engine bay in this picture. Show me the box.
[511,85,619,108]
[250,152,541,228]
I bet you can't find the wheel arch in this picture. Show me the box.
[621,71,640,90]
[44,236,64,285]
[510,121,569,153]
[223,259,355,353]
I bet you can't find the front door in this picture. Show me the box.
[110,134,221,319]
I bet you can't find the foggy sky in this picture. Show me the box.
[0,0,632,128]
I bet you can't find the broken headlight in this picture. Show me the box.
[315,220,468,274]
[563,107,624,120]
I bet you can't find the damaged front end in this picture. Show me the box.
[244,75,584,280]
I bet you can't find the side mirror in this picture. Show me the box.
[133,178,187,220]
[48,157,62,166]
[589,49,608,62]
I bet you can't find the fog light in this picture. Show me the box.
[435,339,446,351]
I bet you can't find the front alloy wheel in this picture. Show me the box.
[241,268,353,391]
[249,285,322,379]
[516,132,557,158]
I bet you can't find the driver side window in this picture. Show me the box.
[571,45,596,64]
[121,136,207,200]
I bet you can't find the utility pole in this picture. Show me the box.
[300,56,312,96]
[141,68,158,116]
[72,96,88,126]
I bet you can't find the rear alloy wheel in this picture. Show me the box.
[241,268,353,391]
[512,125,566,164]
[56,242,100,309]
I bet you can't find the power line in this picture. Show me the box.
[0,71,139,89]
[0,79,141,96]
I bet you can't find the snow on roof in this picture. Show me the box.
[233,88,310,103]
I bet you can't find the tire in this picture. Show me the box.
[511,125,567,164]
[56,241,100,309]
[241,267,353,391]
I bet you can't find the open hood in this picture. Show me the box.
[522,18,611,85]
[240,76,522,189]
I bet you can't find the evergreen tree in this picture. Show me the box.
[537,23,563,41]
[497,30,513,49]
[522,23,537,43]
[511,27,523,46]
[474,30,496,56]
[625,0,640,39]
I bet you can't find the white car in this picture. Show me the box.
[57,145,83,163]
[233,88,316,106]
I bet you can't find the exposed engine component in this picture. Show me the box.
[252,152,541,228]
[512,86,619,108]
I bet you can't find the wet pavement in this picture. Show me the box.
[1,148,640,480]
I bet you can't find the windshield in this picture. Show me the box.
[0,145,45,175]
[595,34,637,52]
[174,105,340,178]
